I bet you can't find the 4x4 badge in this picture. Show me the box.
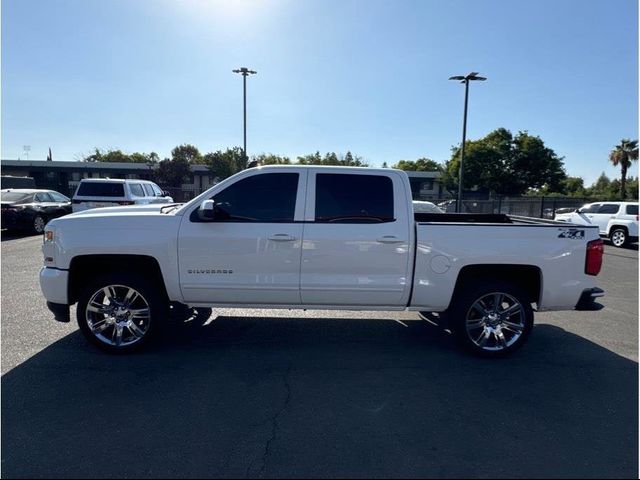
[558,228,585,239]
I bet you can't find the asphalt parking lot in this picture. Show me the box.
[1,232,638,479]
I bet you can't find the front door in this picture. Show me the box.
[590,203,620,233]
[178,170,306,305]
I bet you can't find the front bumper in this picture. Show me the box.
[39,267,69,305]
[575,287,605,311]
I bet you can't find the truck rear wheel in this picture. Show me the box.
[449,281,533,357]
[76,273,167,353]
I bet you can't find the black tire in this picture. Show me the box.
[76,273,168,353]
[448,281,534,358]
[33,215,46,234]
[610,227,628,248]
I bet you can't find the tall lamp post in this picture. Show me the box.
[232,67,257,165]
[448,72,486,213]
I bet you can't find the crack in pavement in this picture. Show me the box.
[246,363,292,479]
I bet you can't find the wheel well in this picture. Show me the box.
[68,255,168,304]
[449,264,542,309]
[609,225,628,236]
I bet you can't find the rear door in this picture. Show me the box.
[300,170,412,307]
[33,192,58,218]
[178,170,306,304]
[128,182,148,205]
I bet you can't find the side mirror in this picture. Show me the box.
[199,199,216,220]
[577,208,584,214]
[162,190,170,197]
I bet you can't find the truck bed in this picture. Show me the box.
[414,213,576,226]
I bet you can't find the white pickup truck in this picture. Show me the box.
[40,166,605,356]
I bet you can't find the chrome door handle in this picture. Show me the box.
[268,234,297,242]
[377,236,404,244]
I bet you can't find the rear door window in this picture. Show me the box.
[76,182,125,197]
[49,192,70,202]
[34,192,54,202]
[209,173,299,222]
[315,174,394,223]
[129,183,145,197]
[626,205,638,215]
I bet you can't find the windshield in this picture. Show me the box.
[1,192,32,203]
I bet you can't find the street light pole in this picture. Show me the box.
[449,72,486,213]
[232,67,257,165]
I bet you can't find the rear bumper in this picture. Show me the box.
[575,287,605,311]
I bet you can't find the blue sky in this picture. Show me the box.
[2,0,638,184]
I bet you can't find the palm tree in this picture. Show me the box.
[609,139,638,199]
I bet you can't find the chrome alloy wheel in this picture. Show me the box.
[85,285,151,347]
[611,230,626,247]
[465,292,525,352]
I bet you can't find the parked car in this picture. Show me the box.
[1,189,72,233]
[41,166,604,357]
[72,178,173,213]
[554,201,639,247]
[437,199,457,212]
[412,200,444,214]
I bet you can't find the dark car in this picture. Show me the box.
[1,189,72,234]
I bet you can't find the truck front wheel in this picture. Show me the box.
[77,273,167,353]
[449,281,534,357]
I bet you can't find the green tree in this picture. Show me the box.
[392,158,442,172]
[171,144,203,164]
[586,172,612,198]
[609,139,638,200]
[252,153,292,165]
[443,128,566,195]
[82,148,158,163]
[562,176,586,197]
[156,157,190,188]
[626,176,639,199]
[296,151,368,166]
[204,147,246,181]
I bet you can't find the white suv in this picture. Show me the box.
[72,179,174,213]
[555,201,639,247]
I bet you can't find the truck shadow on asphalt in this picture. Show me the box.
[2,316,637,479]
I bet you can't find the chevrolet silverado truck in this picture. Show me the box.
[40,166,605,356]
